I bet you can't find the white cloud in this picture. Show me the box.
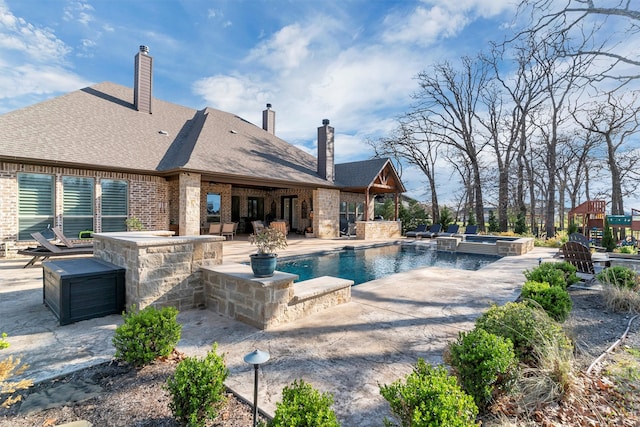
[0,3,71,63]
[63,1,94,25]
[382,5,469,46]
[0,63,89,100]
[246,23,313,72]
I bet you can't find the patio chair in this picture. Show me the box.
[221,222,236,240]
[252,220,265,234]
[270,221,288,237]
[438,224,459,237]
[561,241,609,275]
[209,223,222,235]
[405,224,427,238]
[52,226,93,248]
[416,223,442,239]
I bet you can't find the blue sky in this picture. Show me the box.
[1,0,517,202]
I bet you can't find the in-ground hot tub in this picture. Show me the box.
[464,235,519,244]
[437,234,534,256]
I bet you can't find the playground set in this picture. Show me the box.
[567,200,640,246]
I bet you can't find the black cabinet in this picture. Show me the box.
[43,258,125,325]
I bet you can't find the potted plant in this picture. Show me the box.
[248,227,288,277]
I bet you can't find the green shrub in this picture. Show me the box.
[474,302,572,367]
[270,379,339,427]
[447,328,517,409]
[112,305,182,367]
[379,359,478,427]
[523,262,572,289]
[615,243,638,254]
[549,261,579,286]
[521,280,573,322]
[166,344,228,427]
[596,266,639,290]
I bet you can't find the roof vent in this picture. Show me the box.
[158,130,168,135]
[322,119,330,125]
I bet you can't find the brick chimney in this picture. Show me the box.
[317,119,334,181]
[262,103,275,135]
[134,45,153,114]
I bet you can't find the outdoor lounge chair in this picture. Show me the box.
[463,225,478,235]
[17,231,93,267]
[416,223,442,238]
[561,241,609,276]
[568,232,590,247]
[438,224,459,237]
[405,224,427,238]
[52,226,93,248]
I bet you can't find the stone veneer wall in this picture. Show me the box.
[0,162,169,255]
[314,188,340,238]
[435,236,535,256]
[496,238,535,256]
[202,264,296,330]
[93,232,223,310]
[355,221,402,239]
[202,263,352,330]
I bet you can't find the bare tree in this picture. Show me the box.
[482,39,549,231]
[572,90,640,216]
[517,0,640,86]
[562,130,599,209]
[370,119,442,223]
[412,57,490,231]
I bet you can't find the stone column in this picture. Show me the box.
[314,188,340,238]
[179,172,201,236]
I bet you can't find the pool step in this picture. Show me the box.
[292,276,353,303]
[289,276,353,320]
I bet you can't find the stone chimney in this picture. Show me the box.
[262,103,275,134]
[134,45,153,114]
[317,119,335,182]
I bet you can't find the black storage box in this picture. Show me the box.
[42,258,126,325]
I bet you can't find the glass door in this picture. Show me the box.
[281,196,298,232]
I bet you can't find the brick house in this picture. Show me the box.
[0,46,405,254]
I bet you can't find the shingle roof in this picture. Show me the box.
[335,158,406,193]
[0,81,403,193]
[0,82,331,187]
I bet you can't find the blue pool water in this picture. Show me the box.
[275,244,499,285]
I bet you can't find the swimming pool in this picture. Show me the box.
[275,244,500,285]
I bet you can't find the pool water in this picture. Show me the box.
[275,244,499,285]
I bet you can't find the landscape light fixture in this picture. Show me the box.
[244,349,270,427]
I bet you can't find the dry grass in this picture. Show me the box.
[603,284,640,314]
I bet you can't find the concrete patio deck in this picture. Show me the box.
[0,236,558,426]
